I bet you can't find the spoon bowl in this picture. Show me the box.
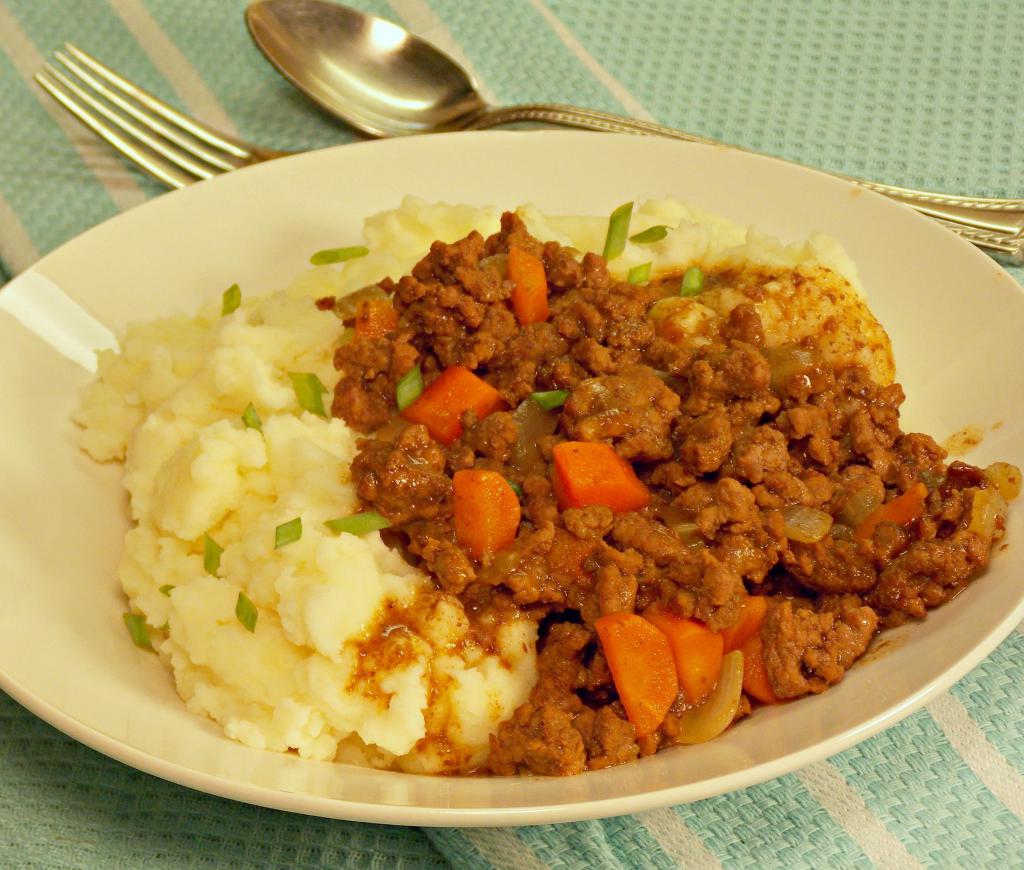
[246,0,485,136]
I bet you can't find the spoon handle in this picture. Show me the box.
[466,103,1024,257]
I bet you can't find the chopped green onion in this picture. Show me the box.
[396,365,424,411]
[627,262,652,285]
[123,613,151,649]
[275,517,302,549]
[241,403,262,432]
[507,480,524,498]
[602,202,633,261]
[159,584,175,597]
[203,534,223,576]
[288,372,328,417]
[221,283,241,316]
[529,389,569,411]
[235,592,258,633]
[680,266,705,297]
[309,246,369,266]
[325,511,392,536]
[629,225,669,244]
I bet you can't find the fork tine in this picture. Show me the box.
[34,70,193,190]
[54,50,239,173]
[64,42,253,160]
[41,63,217,181]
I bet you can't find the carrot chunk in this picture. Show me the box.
[551,441,650,513]
[354,299,398,338]
[644,606,724,706]
[853,482,928,540]
[453,469,521,560]
[719,595,768,654]
[739,634,781,705]
[508,247,549,325]
[401,365,505,444]
[595,612,678,738]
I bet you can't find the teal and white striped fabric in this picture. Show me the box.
[2,2,1022,867]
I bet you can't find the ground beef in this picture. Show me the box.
[326,211,1014,775]
[761,599,878,698]
[563,365,680,460]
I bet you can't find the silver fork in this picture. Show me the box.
[35,43,286,189]
[35,44,1024,265]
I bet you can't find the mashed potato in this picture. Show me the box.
[75,196,892,772]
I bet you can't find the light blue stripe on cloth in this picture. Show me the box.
[949,631,1024,778]
[831,706,1024,866]
[413,0,636,113]
[675,773,874,869]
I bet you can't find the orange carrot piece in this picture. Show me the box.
[551,441,651,513]
[401,365,506,444]
[453,469,521,560]
[595,612,678,738]
[853,482,928,540]
[719,596,768,654]
[354,299,398,338]
[739,634,781,705]
[508,247,549,325]
[644,607,724,706]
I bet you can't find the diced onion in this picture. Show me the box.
[333,285,387,322]
[839,484,883,528]
[782,505,833,543]
[984,461,1022,501]
[766,344,817,394]
[673,650,744,744]
[968,488,1009,539]
[671,521,705,549]
[479,253,509,278]
[509,398,559,474]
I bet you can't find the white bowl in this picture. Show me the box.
[1,131,1021,826]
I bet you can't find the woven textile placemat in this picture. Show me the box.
[1,1,1022,867]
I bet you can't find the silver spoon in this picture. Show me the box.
[244,0,1024,257]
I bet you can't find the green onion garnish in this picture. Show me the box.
[680,266,705,297]
[627,262,652,285]
[235,592,258,633]
[602,202,633,261]
[241,403,262,432]
[396,365,424,411]
[288,372,328,417]
[123,613,151,649]
[529,389,569,411]
[309,246,369,266]
[325,511,392,536]
[275,517,302,548]
[508,480,524,498]
[629,225,669,244]
[221,283,241,316]
[159,584,175,597]
[203,534,223,576]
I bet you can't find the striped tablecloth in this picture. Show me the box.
[2,1,1023,867]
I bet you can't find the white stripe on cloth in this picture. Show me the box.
[928,691,1024,823]
[0,4,146,213]
[460,829,549,870]
[637,807,722,869]
[105,0,239,135]
[386,0,497,104]
[795,761,924,870]
[524,0,655,121]
[0,193,41,275]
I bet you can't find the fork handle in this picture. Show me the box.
[467,103,1024,242]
